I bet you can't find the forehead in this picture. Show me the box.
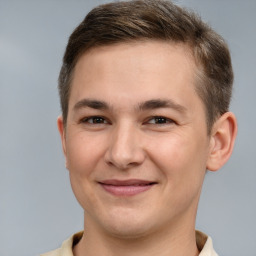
[69,41,201,113]
[75,41,195,74]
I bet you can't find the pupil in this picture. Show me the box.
[93,118,103,123]
[156,117,166,123]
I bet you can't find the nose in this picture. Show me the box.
[104,123,146,170]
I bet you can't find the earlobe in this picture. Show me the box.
[57,115,68,162]
[206,112,237,172]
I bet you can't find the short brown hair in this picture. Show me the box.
[58,0,233,133]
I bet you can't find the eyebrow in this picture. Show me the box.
[73,99,110,111]
[73,98,187,113]
[137,99,187,113]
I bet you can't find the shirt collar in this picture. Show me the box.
[58,230,218,256]
[196,230,218,256]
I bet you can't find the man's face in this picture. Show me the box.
[59,41,213,237]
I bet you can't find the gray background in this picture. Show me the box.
[1,0,255,256]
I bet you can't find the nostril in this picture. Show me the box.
[105,158,140,170]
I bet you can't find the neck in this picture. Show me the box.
[73,214,199,256]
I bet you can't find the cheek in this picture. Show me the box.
[65,134,103,210]
[64,132,109,209]
[69,170,101,215]
[147,133,189,169]
[65,132,105,174]
[147,132,208,184]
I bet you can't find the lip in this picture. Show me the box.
[98,179,157,196]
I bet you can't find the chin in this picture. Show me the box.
[105,222,152,239]
[98,208,157,239]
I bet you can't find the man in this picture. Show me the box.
[42,0,237,255]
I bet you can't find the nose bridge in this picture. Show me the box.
[105,121,145,169]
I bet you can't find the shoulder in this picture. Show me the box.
[40,231,83,256]
[40,248,61,256]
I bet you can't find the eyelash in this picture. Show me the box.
[80,116,110,124]
[80,116,175,125]
[145,116,175,125]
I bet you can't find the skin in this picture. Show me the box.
[58,41,237,256]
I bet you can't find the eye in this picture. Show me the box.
[147,116,175,125]
[81,116,108,124]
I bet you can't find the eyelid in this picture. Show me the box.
[80,115,111,124]
[145,116,176,125]
[79,115,175,126]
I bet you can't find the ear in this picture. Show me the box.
[57,116,68,165]
[207,112,237,172]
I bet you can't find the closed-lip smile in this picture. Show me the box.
[98,179,157,196]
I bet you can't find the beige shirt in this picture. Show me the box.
[41,230,218,256]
